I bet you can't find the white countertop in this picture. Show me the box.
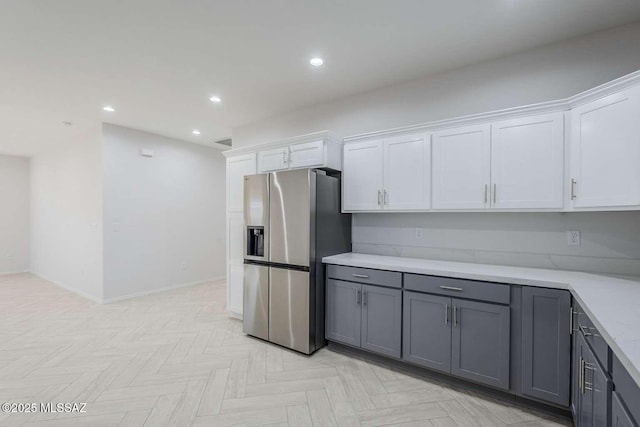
[323,252,640,388]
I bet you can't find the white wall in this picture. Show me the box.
[233,22,640,147]
[30,125,104,301]
[102,124,226,301]
[0,155,30,274]
[231,22,640,275]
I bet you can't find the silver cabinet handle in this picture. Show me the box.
[363,291,367,306]
[569,307,574,335]
[352,273,369,279]
[356,290,361,305]
[579,324,600,337]
[584,361,596,392]
[287,148,292,164]
[571,179,577,200]
[579,357,585,394]
[440,285,463,292]
[282,148,287,165]
[484,184,488,204]
[377,190,382,207]
[493,183,497,204]
[444,304,449,324]
[453,306,458,327]
[384,190,388,206]
[579,324,592,336]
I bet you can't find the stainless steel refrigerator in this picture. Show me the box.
[243,168,351,354]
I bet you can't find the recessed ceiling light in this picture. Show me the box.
[310,57,324,67]
[103,106,115,112]
[209,96,222,103]
[192,129,201,135]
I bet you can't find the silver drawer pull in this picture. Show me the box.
[579,325,592,337]
[440,285,463,292]
[352,274,369,279]
[579,324,600,337]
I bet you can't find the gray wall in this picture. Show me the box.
[232,22,640,275]
[30,124,104,301]
[102,124,226,301]
[233,22,640,148]
[0,155,30,274]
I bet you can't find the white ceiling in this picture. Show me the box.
[1,0,640,156]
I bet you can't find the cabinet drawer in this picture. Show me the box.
[575,301,609,370]
[404,274,510,304]
[327,265,402,288]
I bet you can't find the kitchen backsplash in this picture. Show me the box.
[352,211,640,276]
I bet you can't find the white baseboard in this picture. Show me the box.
[0,270,29,277]
[30,272,225,305]
[102,277,224,304]
[30,271,104,304]
[229,311,243,320]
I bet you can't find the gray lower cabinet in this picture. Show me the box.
[612,391,638,427]
[451,298,511,390]
[326,279,361,347]
[521,286,571,406]
[403,291,452,373]
[361,284,402,358]
[326,279,401,358]
[574,331,612,427]
[402,291,510,390]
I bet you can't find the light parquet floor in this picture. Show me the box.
[0,273,572,427]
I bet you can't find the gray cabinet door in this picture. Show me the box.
[575,331,613,427]
[576,333,594,427]
[589,349,612,427]
[326,279,361,347]
[521,286,571,406]
[451,298,510,390]
[571,329,580,419]
[402,291,452,373]
[361,285,402,358]
[612,392,638,427]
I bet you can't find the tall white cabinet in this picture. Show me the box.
[342,133,430,212]
[570,85,640,209]
[225,153,256,317]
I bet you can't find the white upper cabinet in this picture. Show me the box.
[289,140,325,169]
[258,147,289,172]
[432,124,491,210]
[343,133,430,212]
[257,138,341,173]
[343,139,384,211]
[570,85,640,208]
[491,113,564,209]
[226,153,257,212]
[383,134,431,210]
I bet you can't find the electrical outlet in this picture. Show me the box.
[180,262,187,270]
[567,231,581,246]
[415,228,424,240]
